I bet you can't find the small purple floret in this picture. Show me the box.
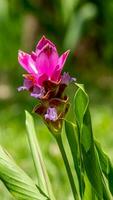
[45,107,58,121]
[61,72,76,85]
[31,86,45,99]
[18,86,27,91]
[18,78,33,91]
[24,78,33,89]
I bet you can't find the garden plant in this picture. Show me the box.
[0,36,113,200]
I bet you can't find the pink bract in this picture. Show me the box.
[18,35,70,87]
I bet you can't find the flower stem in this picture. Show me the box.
[56,134,79,200]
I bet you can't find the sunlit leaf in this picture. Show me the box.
[65,120,83,196]
[74,84,110,199]
[25,111,56,200]
[65,120,79,171]
[0,146,47,200]
[74,84,91,152]
[83,174,98,200]
[95,141,113,196]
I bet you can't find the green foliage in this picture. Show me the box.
[65,120,82,197]
[95,141,113,196]
[25,111,56,200]
[65,121,79,179]
[0,146,47,200]
[0,84,113,200]
[74,84,112,199]
[83,175,97,200]
[0,0,113,199]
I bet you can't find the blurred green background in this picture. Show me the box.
[0,0,113,199]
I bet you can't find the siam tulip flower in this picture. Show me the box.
[18,35,70,97]
[18,35,76,133]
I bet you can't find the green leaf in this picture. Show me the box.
[95,141,110,176]
[74,85,88,127]
[65,120,79,172]
[25,111,56,200]
[83,174,98,200]
[95,141,113,196]
[0,146,47,200]
[65,120,83,196]
[74,85,92,152]
[74,84,108,199]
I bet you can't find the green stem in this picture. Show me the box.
[56,134,79,200]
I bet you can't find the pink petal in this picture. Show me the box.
[36,51,49,75]
[37,73,48,86]
[58,50,70,70]
[51,50,70,82]
[51,67,61,82]
[18,50,38,74]
[36,35,56,51]
[36,44,58,77]
[36,36,57,58]
[31,51,37,61]
[45,45,58,76]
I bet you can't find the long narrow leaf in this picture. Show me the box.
[83,174,98,200]
[65,121,79,175]
[95,140,113,196]
[0,146,47,200]
[65,120,83,196]
[25,111,56,200]
[74,84,111,199]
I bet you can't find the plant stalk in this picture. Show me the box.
[56,134,79,200]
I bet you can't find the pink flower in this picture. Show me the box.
[18,35,70,87]
[18,36,76,131]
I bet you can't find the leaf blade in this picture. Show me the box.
[95,140,113,196]
[65,120,83,196]
[0,146,47,200]
[74,84,107,199]
[25,111,56,200]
